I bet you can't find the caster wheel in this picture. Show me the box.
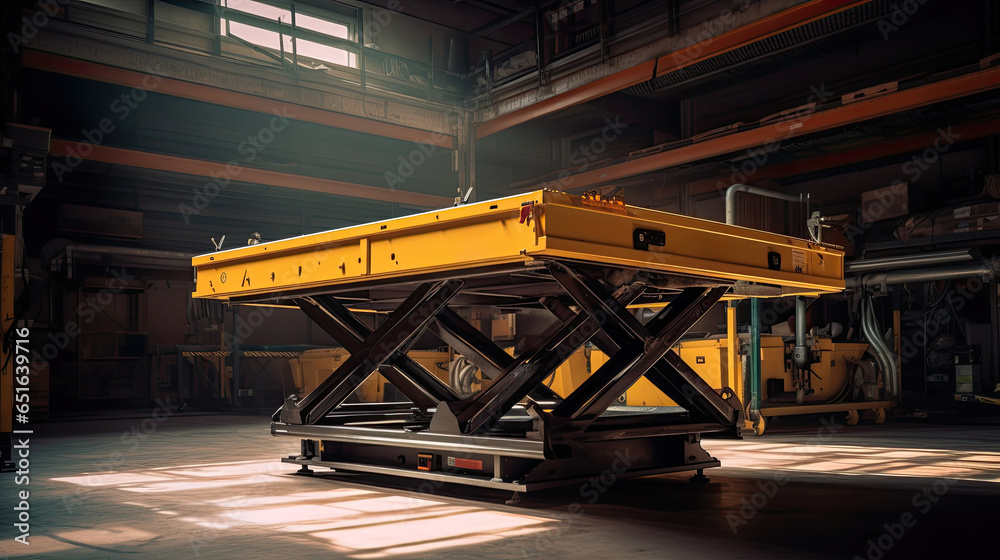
[752,415,767,436]
[874,408,887,424]
[846,409,860,426]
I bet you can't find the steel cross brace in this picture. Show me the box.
[541,289,736,426]
[430,308,564,404]
[294,294,460,412]
[546,264,738,429]
[279,280,462,424]
[450,281,647,434]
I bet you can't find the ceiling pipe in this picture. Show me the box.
[65,244,197,260]
[846,249,975,273]
[847,259,998,291]
[59,244,199,279]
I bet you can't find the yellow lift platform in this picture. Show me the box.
[192,189,844,491]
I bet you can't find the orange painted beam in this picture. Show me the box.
[753,117,1000,181]
[475,61,656,139]
[655,0,870,77]
[681,115,1000,197]
[49,139,453,208]
[25,50,455,149]
[475,0,869,139]
[546,65,1000,189]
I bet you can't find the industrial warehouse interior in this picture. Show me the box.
[2,0,1000,558]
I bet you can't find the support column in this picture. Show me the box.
[748,298,762,423]
[726,305,739,393]
[457,112,476,203]
[231,305,241,408]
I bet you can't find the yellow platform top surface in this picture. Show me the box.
[191,189,844,301]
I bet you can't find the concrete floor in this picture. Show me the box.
[3,412,998,559]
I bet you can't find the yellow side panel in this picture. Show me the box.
[407,351,451,385]
[369,219,535,276]
[191,189,845,302]
[809,340,868,401]
[536,203,843,294]
[626,377,679,407]
[548,348,591,398]
[290,349,450,400]
[192,192,542,300]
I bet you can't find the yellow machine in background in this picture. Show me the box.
[543,336,865,405]
[290,349,453,401]
[542,333,884,434]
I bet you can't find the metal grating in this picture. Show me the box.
[625,0,930,98]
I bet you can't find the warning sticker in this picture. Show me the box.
[446,457,483,470]
[792,249,808,274]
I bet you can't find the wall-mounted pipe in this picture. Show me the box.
[724,183,802,227]
[65,244,197,261]
[860,296,898,398]
[846,249,975,273]
[847,259,997,291]
[59,244,199,279]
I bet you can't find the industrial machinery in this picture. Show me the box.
[704,185,898,434]
[191,189,844,491]
[538,333,885,436]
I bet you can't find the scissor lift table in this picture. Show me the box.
[192,190,844,491]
